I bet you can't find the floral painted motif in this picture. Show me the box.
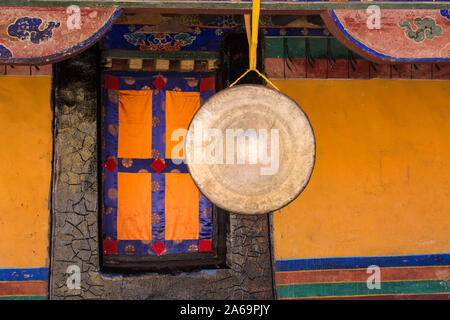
[8,17,60,44]
[151,213,160,224]
[124,32,196,51]
[124,244,135,255]
[399,18,443,42]
[188,244,198,253]
[107,123,118,136]
[152,116,161,127]
[108,90,118,103]
[210,15,241,29]
[151,148,160,159]
[107,188,118,200]
[151,180,160,192]
[203,207,212,218]
[122,158,133,168]
[123,77,136,85]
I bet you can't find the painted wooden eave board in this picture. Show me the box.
[0,1,449,11]
[0,7,122,65]
[321,9,450,63]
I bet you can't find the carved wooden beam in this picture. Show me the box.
[0,1,449,11]
[0,7,121,64]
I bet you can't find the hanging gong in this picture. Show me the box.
[185,84,315,215]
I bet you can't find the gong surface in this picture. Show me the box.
[185,84,315,214]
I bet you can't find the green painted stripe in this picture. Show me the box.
[265,37,368,59]
[103,50,219,60]
[329,38,348,60]
[0,295,47,300]
[0,1,448,10]
[287,38,306,59]
[309,38,328,59]
[264,38,312,59]
[277,280,450,299]
[265,38,284,59]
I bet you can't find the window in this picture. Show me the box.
[100,71,227,272]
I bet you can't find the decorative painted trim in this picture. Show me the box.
[104,58,217,72]
[276,266,450,284]
[0,64,52,76]
[276,253,450,271]
[0,1,449,10]
[275,254,450,299]
[0,296,47,300]
[0,267,48,281]
[265,57,450,80]
[322,9,450,63]
[301,293,450,300]
[103,50,219,60]
[0,281,48,297]
[278,280,450,299]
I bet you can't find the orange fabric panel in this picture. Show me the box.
[117,172,152,240]
[165,91,200,159]
[164,173,199,240]
[118,90,153,159]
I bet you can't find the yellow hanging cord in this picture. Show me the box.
[229,0,280,91]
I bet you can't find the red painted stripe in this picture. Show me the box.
[276,266,450,285]
[265,59,450,80]
[0,281,48,296]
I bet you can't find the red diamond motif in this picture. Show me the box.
[152,241,166,256]
[151,158,166,173]
[153,75,166,90]
[199,239,212,252]
[103,157,118,172]
[103,240,117,255]
[200,77,215,91]
[104,75,119,90]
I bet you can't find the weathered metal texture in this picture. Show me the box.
[185,85,315,215]
[322,9,450,63]
[0,7,121,64]
[50,45,275,300]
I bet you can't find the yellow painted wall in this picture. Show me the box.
[0,76,52,268]
[273,80,450,259]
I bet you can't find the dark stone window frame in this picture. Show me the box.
[98,69,228,273]
[50,42,274,300]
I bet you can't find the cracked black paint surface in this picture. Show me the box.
[49,46,275,300]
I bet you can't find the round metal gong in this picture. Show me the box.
[185,84,315,214]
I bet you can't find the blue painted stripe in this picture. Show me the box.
[329,10,450,62]
[0,267,48,282]
[276,254,450,272]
